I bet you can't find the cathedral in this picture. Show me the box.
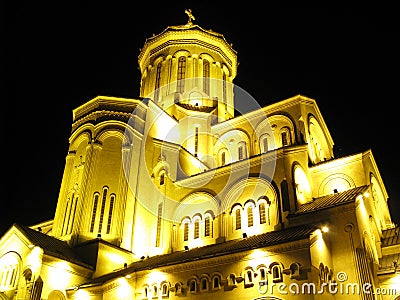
[1,10,399,300]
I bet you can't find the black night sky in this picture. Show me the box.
[2,2,399,236]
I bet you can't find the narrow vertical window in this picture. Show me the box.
[154,62,162,102]
[153,285,158,297]
[160,173,165,185]
[189,280,197,292]
[281,131,288,146]
[10,269,16,287]
[263,137,268,153]
[194,126,199,157]
[204,216,211,237]
[194,219,199,239]
[238,145,243,160]
[90,194,99,232]
[222,72,227,104]
[235,209,241,230]
[247,270,253,282]
[62,194,74,235]
[271,264,283,282]
[247,206,253,227]
[203,60,210,94]
[260,268,266,281]
[156,203,162,246]
[177,57,186,93]
[106,195,115,234]
[68,196,78,234]
[213,276,220,289]
[98,188,108,234]
[161,283,168,296]
[221,151,226,166]
[259,203,266,224]
[184,222,189,241]
[201,278,208,291]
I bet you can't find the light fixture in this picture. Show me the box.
[321,226,329,233]
[242,233,248,238]
[184,245,189,251]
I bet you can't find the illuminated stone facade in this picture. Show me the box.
[1,13,399,300]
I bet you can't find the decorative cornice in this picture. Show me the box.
[71,111,133,132]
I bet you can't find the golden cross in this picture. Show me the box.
[185,9,195,25]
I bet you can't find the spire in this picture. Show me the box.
[184,9,195,26]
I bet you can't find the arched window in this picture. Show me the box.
[270,263,283,283]
[154,61,162,102]
[188,279,197,293]
[203,60,210,94]
[289,262,301,279]
[247,270,252,282]
[159,173,165,185]
[259,196,271,225]
[204,216,211,237]
[106,194,115,234]
[194,219,200,239]
[90,193,99,233]
[174,282,184,295]
[281,131,288,146]
[183,222,189,241]
[244,269,255,288]
[194,126,199,157]
[238,144,244,160]
[259,267,267,281]
[156,203,163,247]
[280,127,291,147]
[0,253,20,290]
[142,285,149,299]
[161,282,169,296]
[259,202,266,224]
[63,192,78,235]
[262,136,269,153]
[152,284,158,297]
[228,274,236,286]
[238,141,247,160]
[211,275,221,290]
[177,57,186,93]
[235,209,241,230]
[222,72,227,104]
[247,206,253,227]
[200,278,208,291]
[98,186,108,234]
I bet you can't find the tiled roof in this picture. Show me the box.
[82,224,317,286]
[15,223,94,270]
[381,226,400,247]
[294,185,369,215]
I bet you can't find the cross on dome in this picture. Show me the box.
[185,9,195,26]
